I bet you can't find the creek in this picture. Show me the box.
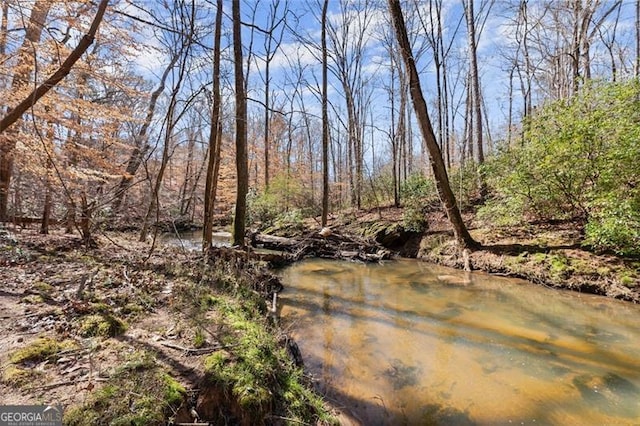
[278,258,640,425]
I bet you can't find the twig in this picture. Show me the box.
[159,341,230,356]
[25,376,108,391]
[265,415,310,425]
[171,220,187,253]
[174,423,212,426]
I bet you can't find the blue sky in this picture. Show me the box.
[119,0,640,171]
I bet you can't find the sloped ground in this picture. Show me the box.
[0,228,336,425]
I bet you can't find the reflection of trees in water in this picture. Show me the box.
[280,260,640,424]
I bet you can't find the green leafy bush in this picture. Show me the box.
[247,173,315,230]
[483,80,640,255]
[400,173,437,232]
[449,161,484,209]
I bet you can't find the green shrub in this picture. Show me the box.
[247,173,315,230]
[449,161,483,209]
[484,80,640,255]
[400,173,437,232]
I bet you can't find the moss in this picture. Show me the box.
[1,365,41,387]
[116,351,156,373]
[33,281,54,294]
[547,253,573,279]
[620,275,637,287]
[9,337,76,364]
[531,252,547,264]
[203,296,332,424]
[121,302,144,315]
[199,294,220,311]
[163,374,186,406]
[79,313,127,337]
[88,302,111,313]
[22,294,44,304]
[172,261,334,424]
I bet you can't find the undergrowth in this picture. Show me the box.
[64,351,186,426]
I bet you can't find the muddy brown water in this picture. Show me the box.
[278,258,640,425]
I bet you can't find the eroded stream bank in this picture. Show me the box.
[279,258,640,425]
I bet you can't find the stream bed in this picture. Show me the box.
[279,258,640,425]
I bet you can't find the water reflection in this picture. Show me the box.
[161,230,230,250]
[279,259,640,425]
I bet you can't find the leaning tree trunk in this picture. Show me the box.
[112,52,179,215]
[388,0,478,250]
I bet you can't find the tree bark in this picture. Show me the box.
[321,0,330,227]
[203,0,223,251]
[388,0,478,250]
[0,0,8,57]
[232,0,249,247]
[464,0,484,166]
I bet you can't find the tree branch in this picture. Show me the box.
[0,0,109,134]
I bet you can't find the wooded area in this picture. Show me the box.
[0,0,638,254]
[1,1,639,424]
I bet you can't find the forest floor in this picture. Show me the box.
[0,229,339,425]
[1,206,638,424]
[317,206,640,304]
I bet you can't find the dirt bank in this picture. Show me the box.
[0,229,337,425]
[320,207,640,304]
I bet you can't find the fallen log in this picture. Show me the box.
[250,233,298,250]
[207,246,293,267]
[250,230,392,263]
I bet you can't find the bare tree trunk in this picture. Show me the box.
[260,1,286,190]
[321,0,329,227]
[139,96,179,242]
[388,0,478,250]
[464,0,485,169]
[203,0,224,251]
[65,199,75,234]
[232,0,249,247]
[40,123,55,235]
[572,0,582,95]
[387,49,399,207]
[140,2,193,242]
[0,0,8,56]
[179,129,196,215]
[41,172,51,234]
[79,192,94,245]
